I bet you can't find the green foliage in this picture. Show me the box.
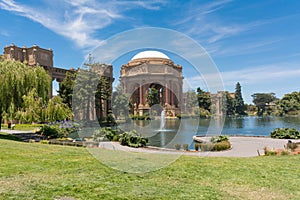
[234,82,246,115]
[41,121,79,139]
[183,144,189,151]
[270,128,300,139]
[1,139,300,199]
[58,70,77,108]
[16,88,43,123]
[41,125,63,139]
[0,60,51,126]
[93,127,119,141]
[210,135,229,143]
[118,130,148,148]
[44,96,73,122]
[252,93,277,116]
[194,143,200,151]
[225,91,235,115]
[112,84,130,120]
[175,143,181,150]
[286,142,298,151]
[212,141,231,151]
[147,86,160,107]
[200,141,231,151]
[264,147,277,156]
[73,64,112,122]
[281,150,290,156]
[276,91,300,116]
[197,87,211,112]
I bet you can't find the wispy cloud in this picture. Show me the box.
[186,63,300,90]
[0,0,166,49]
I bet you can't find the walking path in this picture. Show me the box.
[98,137,300,157]
[2,129,299,157]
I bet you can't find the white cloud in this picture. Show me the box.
[186,63,300,90]
[0,0,166,49]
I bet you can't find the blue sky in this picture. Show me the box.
[0,0,300,103]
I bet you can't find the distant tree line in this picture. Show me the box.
[250,91,300,116]
[184,82,247,117]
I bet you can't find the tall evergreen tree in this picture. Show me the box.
[58,70,77,108]
[112,84,130,120]
[225,91,235,115]
[196,87,211,112]
[234,82,246,115]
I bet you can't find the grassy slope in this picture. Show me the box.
[0,139,299,200]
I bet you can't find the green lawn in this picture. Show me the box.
[0,139,299,199]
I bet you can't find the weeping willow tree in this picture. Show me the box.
[44,96,72,122]
[0,59,51,127]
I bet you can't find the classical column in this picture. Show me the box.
[170,82,174,106]
[165,83,169,105]
[139,84,143,106]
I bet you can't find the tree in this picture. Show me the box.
[112,84,130,119]
[234,82,246,115]
[58,70,77,108]
[196,87,211,111]
[183,90,198,115]
[16,89,43,123]
[277,91,300,115]
[225,92,235,115]
[95,75,112,121]
[0,60,51,128]
[251,93,277,116]
[72,63,112,122]
[44,96,73,122]
[147,86,160,107]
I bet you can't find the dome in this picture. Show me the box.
[131,50,169,60]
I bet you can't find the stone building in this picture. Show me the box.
[120,51,183,117]
[3,44,114,120]
[3,44,68,96]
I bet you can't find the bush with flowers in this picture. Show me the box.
[41,121,80,139]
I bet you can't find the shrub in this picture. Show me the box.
[93,127,119,141]
[183,144,189,151]
[264,147,277,156]
[41,125,62,139]
[175,144,181,150]
[286,141,298,151]
[200,141,231,151]
[119,130,148,148]
[41,121,80,139]
[200,143,214,151]
[281,150,290,156]
[270,128,300,139]
[194,143,200,151]
[210,135,229,143]
[212,141,231,151]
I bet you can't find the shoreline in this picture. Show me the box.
[97,136,299,157]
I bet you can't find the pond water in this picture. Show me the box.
[128,116,300,149]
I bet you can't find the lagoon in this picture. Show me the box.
[129,116,300,148]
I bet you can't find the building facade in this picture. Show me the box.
[120,51,183,117]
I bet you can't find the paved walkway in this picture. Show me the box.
[2,129,298,157]
[0,129,34,134]
[98,137,300,157]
